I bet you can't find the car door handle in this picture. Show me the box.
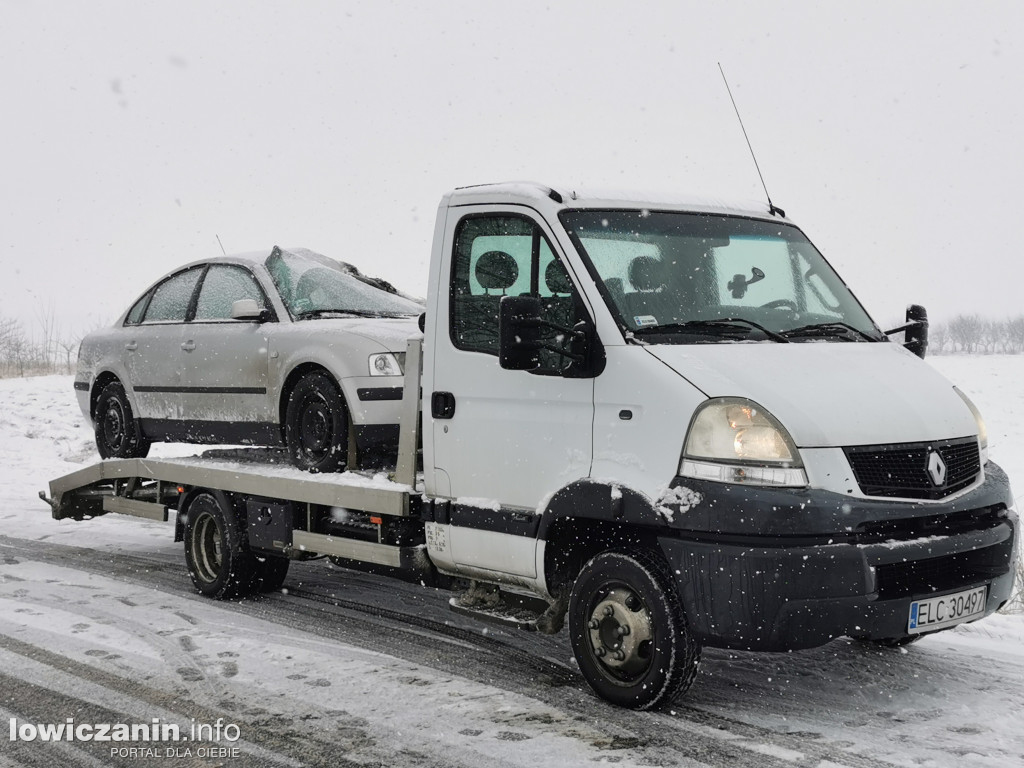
[124,341,138,351]
[431,391,456,419]
[181,341,196,352]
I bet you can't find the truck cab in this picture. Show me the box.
[420,182,1017,707]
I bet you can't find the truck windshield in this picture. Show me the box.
[559,210,882,343]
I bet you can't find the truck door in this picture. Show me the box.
[430,208,595,578]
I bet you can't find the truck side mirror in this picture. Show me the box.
[904,304,928,359]
[887,304,929,359]
[498,296,542,370]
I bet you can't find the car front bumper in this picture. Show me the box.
[657,462,1018,651]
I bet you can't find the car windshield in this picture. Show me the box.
[559,210,882,343]
[266,247,422,319]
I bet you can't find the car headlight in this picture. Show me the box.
[680,397,808,487]
[369,352,403,376]
[954,387,988,464]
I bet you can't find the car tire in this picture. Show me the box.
[568,548,702,710]
[183,491,257,599]
[94,380,151,459]
[285,372,348,473]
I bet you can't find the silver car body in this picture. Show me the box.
[75,247,422,457]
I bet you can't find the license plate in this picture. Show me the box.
[908,586,987,634]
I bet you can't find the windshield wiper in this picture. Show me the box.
[633,318,789,342]
[781,322,879,342]
[295,308,409,319]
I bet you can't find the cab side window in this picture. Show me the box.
[194,265,267,321]
[450,214,586,372]
[141,267,204,324]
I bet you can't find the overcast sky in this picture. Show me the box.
[3,1,1022,338]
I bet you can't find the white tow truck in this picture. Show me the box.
[44,183,1018,710]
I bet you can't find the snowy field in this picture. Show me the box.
[0,356,1021,767]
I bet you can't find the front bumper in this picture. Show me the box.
[657,463,1017,651]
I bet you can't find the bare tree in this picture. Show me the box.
[1007,316,1024,355]
[930,322,949,355]
[948,314,985,353]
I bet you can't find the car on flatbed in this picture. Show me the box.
[74,246,423,472]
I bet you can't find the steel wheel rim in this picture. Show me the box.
[191,510,223,584]
[101,399,127,452]
[586,584,655,684]
[298,393,333,461]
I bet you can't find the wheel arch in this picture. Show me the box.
[539,480,668,597]
[90,370,124,421]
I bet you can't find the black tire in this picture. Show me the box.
[250,555,290,592]
[568,548,701,710]
[183,492,257,599]
[94,380,151,459]
[285,372,348,473]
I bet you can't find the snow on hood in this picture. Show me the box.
[645,342,977,448]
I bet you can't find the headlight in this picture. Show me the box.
[954,387,988,464]
[680,397,807,487]
[369,352,403,376]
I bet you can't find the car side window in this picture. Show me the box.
[194,265,267,321]
[124,293,150,326]
[451,214,586,372]
[141,267,204,324]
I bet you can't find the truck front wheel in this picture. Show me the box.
[568,549,701,710]
[183,492,256,599]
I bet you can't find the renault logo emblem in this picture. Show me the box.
[926,450,947,486]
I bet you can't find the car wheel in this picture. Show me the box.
[285,372,348,473]
[183,492,256,599]
[568,548,702,710]
[94,380,151,459]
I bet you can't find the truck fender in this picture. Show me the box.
[537,479,669,597]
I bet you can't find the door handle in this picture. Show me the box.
[431,391,456,419]
[124,341,138,351]
[181,341,196,352]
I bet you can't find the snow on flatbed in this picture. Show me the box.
[1,363,1022,767]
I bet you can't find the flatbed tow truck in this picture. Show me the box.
[42,184,1017,710]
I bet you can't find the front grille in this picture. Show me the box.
[874,544,1010,599]
[845,437,980,500]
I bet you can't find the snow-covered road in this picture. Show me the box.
[1,360,1021,767]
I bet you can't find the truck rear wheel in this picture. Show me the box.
[568,549,701,710]
[183,492,256,599]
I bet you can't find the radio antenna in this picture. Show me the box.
[215,234,227,256]
[718,63,785,218]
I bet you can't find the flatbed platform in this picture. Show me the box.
[46,453,417,521]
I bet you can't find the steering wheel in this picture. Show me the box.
[761,299,798,311]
